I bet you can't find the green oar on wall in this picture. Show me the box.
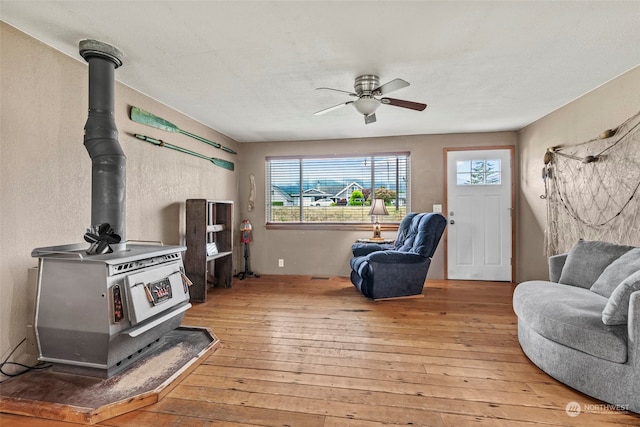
[134,134,234,171]
[130,106,237,155]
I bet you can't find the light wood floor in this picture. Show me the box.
[3,276,639,426]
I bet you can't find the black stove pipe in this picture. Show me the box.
[79,40,126,246]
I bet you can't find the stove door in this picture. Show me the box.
[125,261,189,325]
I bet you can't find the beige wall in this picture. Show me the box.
[0,23,239,364]
[518,65,640,282]
[238,132,517,278]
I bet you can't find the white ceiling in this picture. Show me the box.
[2,1,639,143]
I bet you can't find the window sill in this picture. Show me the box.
[266,223,400,232]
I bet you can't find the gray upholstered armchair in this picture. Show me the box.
[350,212,447,299]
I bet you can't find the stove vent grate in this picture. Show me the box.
[109,252,182,275]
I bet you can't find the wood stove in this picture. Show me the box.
[31,243,191,378]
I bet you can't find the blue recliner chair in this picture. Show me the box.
[350,212,447,299]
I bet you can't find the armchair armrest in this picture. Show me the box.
[628,290,640,367]
[368,250,425,264]
[352,242,393,257]
[549,253,568,283]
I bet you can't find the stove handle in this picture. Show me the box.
[125,303,192,338]
[125,239,164,246]
[31,250,85,260]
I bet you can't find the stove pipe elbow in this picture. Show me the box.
[79,40,126,244]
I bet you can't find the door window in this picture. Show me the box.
[456,159,501,186]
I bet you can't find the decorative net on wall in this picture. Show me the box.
[543,110,640,256]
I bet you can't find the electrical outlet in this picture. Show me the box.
[278,259,284,267]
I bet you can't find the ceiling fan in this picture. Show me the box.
[314,75,427,124]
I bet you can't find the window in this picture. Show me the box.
[266,153,410,225]
[456,159,501,185]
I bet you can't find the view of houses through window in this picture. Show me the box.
[266,153,409,223]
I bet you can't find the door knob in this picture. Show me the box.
[450,219,455,225]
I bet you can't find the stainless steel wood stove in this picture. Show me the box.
[31,243,191,378]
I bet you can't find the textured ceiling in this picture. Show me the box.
[1,1,639,142]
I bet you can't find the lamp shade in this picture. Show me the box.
[369,199,389,216]
[353,97,380,116]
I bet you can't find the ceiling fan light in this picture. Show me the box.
[352,97,380,116]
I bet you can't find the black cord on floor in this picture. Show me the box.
[0,338,51,383]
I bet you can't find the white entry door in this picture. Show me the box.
[446,148,513,281]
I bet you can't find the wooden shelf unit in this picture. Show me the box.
[185,199,233,302]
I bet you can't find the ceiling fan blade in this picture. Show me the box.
[381,97,427,111]
[364,113,377,125]
[316,87,358,97]
[374,78,409,95]
[314,101,353,116]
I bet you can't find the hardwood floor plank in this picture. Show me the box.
[197,354,535,395]
[101,411,224,427]
[164,388,446,426]
[322,417,424,427]
[210,335,532,366]
[170,377,625,426]
[102,409,265,427]
[187,364,582,410]
[212,346,430,373]
[177,376,551,421]
[191,315,520,340]
[0,414,85,426]
[144,397,327,427]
